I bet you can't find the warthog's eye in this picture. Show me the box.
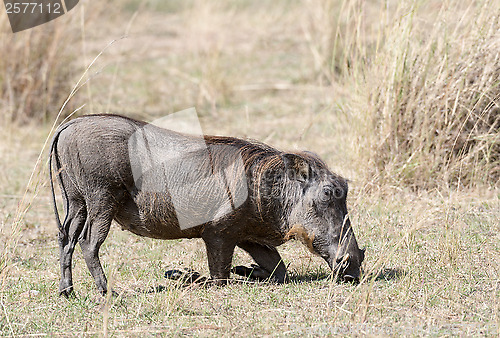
[321,187,333,202]
[333,187,344,199]
[321,186,345,202]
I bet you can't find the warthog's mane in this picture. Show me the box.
[203,136,330,225]
[204,135,283,220]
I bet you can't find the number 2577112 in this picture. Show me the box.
[5,2,62,14]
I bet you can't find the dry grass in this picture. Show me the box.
[0,0,499,336]
[0,9,74,124]
[346,1,500,189]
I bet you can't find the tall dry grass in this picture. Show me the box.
[0,4,99,125]
[348,1,500,190]
[306,0,499,189]
[303,0,376,83]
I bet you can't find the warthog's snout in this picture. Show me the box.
[327,247,365,284]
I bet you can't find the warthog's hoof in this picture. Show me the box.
[164,268,206,283]
[59,289,76,298]
[231,264,273,282]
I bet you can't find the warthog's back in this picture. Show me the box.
[55,114,143,190]
[53,114,249,240]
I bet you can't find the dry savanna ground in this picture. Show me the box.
[0,0,499,336]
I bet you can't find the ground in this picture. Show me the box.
[0,1,499,336]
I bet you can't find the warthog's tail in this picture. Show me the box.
[49,122,74,237]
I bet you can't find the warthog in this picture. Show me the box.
[50,114,364,296]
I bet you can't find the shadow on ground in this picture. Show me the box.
[289,271,331,283]
[370,268,406,282]
[137,267,406,293]
[276,267,406,284]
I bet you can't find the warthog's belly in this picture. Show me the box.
[114,197,203,239]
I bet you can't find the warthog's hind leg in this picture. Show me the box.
[78,198,114,295]
[58,201,87,297]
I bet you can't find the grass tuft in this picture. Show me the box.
[0,11,79,124]
[347,0,500,189]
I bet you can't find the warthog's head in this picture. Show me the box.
[280,152,365,282]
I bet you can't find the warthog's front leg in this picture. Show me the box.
[233,241,289,283]
[202,233,236,285]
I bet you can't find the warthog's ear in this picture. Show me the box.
[282,153,311,183]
